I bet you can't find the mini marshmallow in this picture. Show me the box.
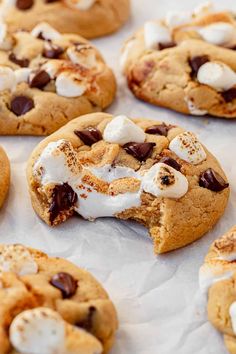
[0,244,38,276]
[197,61,236,91]
[42,60,62,79]
[67,45,96,68]
[15,68,32,84]
[198,22,235,46]
[230,302,236,334]
[169,132,206,165]
[165,11,192,28]
[31,22,61,41]
[55,72,87,98]
[10,308,65,354]
[66,0,95,10]
[103,115,146,145]
[0,66,15,91]
[144,21,172,50]
[142,162,188,199]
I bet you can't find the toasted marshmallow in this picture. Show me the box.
[103,115,146,146]
[42,60,62,79]
[65,0,95,10]
[0,22,12,50]
[55,72,87,98]
[0,244,38,276]
[10,308,65,354]
[169,132,206,165]
[230,302,236,334]
[144,21,172,50]
[67,45,96,68]
[199,263,234,293]
[193,1,214,17]
[185,97,208,116]
[31,22,61,41]
[165,11,192,28]
[0,66,16,91]
[15,68,32,84]
[198,22,235,46]
[197,61,236,91]
[120,39,136,72]
[142,162,188,199]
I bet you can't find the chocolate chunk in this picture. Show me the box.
[199,168,229,192]
[161,175,171,185]
[43,44,64,59]
[29,70,51,89]
[10,96,34,116]
[9,53,29,68]
[50,272,78,299]
[159,42,176,50]
[49,183,77,223]
[74,127,102,146]
[76,306,96,332]
[189,55,209,78]
[221,88,236,103]
[159,156,181,171]
[145,123,173,137]
[16,0,34,10]
[123,142,156,161]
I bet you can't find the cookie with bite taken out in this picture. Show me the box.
[27,112,229,254]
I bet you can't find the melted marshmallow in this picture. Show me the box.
[144,21,172,50]
[0,66,16,91]
[90,164,140,183]
[15,68,32,84]
[67,46,96,68]
[31,22,61,41]
[10,308,65,354]
[197,62,236,91]
[165,11,192,28]
[193,1,214,17]
[198,22,235,46]
[120,39,136,72]
[65,0,95,10]
[185,98,208,116]
[169,132,206,165]
[199,265,234,293]
[55,72,87,98]
[230,302,236,334]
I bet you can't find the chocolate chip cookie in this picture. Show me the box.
[0,0,130,39]
[121,3,236,118]
[0,243,118,353]
[27,112,229,254]
[0,146,10,207]
[0,22,116,135]
[199,226,236,354]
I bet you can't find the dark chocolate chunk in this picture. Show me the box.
[43,44,64,59]
[16,0,34,10]
[221,88,236,103]
[49,183,77,223]
[74,127,102,146]
[159,42,176,50]
[29,70,51,89]
[76,306,96,332]
[9,53,29,67]
[145,123,173,137]
[159,156,181,171]
[50,272,78,299]
[199,168,229,192]
[189,55,209,78]
[161,175,171,185]
[123,142,156,161]
[10,96,34,116]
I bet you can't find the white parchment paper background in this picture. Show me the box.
[1,0,236,353]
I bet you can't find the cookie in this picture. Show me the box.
[0,146,10,207]
[0,243,118,353]
[27,112,229,254]
[121,3,236,118]
[199,226,236,354]
[0,0,130,39]
[0,23,116,135]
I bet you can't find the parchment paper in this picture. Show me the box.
[1,1,236,353]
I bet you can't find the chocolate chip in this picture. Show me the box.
[43,44,64,59]
[49,183,77,223]
[161,175,171,185]
[189,55,209,78]
[199,168,229,192]
[50,272,78,299]
[9,53,29,67]
[16,0,34,10]
[29,70,51,89]
[74,127,102,146]
[145,123,173,137]
[159,156,181,171]
[76,306,96,332]
[123,142,156,162]
[10,96,34,116]
[159,42,176,50]
[221,88,236,103]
